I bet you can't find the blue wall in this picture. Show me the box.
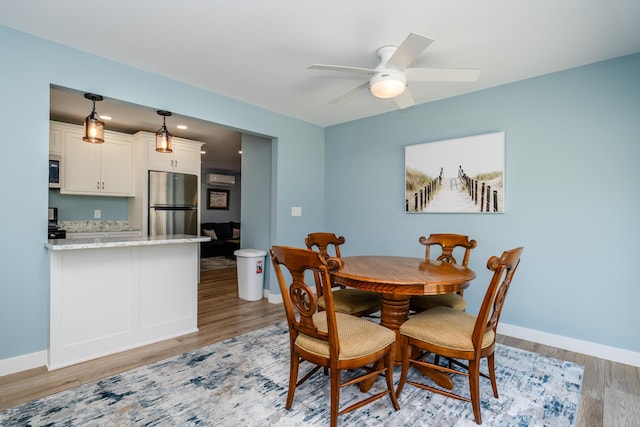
[241,134,275,267]
[0,25,324,360]
[325,53,640,353]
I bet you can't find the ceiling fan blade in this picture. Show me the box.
[406,67,481,82]
[386,33,434,70]
[329,81,370,105]
[308,64,376,75]
[394,89,415,109]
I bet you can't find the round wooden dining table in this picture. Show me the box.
[331,255,476,389]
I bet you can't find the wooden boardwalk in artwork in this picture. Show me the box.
[422,176,478,212]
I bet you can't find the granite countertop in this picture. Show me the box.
[45,234,210,251]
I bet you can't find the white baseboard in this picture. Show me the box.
[267,291,283,304]
[498,322,640,367]
[0,350,47,376]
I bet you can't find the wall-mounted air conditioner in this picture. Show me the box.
[206,173,236,186]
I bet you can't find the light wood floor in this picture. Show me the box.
[1,268,638,426]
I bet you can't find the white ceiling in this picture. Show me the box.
[2,0,640,168]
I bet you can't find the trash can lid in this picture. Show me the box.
[234,249,268,257]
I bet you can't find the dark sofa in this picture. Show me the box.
[200,221,240,258]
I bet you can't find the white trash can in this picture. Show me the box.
[234,249,267,301]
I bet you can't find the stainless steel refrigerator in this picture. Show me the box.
[148,170,198,236]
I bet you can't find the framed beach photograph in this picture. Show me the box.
[405,132,505,213]
[207,189,230,210]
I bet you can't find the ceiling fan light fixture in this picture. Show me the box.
[82,93,105,144]
[369,71,407,99]
[155,110,173,153]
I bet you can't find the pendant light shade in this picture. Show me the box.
[82,93,105,144]
[155,110,173,153]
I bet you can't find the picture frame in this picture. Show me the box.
[207,189,230,210]
[405,132,505,213]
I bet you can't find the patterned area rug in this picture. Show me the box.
[200,256,237,271]
[0,323,583,426]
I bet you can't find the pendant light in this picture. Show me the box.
[82,93,105,144]
[155,110,173,153]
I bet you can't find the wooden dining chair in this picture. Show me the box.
[410,234,477,313]
[305,232,381,317]
[270,246,400,427]
[397,246,524,425]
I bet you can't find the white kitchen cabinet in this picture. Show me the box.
[49,128,62,154]
[99,133,134,195]
[144,134,202,174]
[46,236,204,370]
[61,125,134,197]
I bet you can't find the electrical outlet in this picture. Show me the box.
[291,207,302,217]
[94,209,101,219]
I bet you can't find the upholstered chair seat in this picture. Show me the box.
[318,289,382,317]
[297,312,395,360]
[409,293,466,312]
[400,306,494,351]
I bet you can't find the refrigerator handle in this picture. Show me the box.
[152,206,196,211]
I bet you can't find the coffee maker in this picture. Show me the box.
[48,207,66,239]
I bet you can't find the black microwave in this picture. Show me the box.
[49,159,60,188]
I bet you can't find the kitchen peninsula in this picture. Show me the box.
[45,234,210,370]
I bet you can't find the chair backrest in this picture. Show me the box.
[472,247,524,350]
[270,245,340,358]
[419,233,478,267]
[305,232,346,296]
[304,232,345,259]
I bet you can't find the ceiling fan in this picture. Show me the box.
[308,32,481,109]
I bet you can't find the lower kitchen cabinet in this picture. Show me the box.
[46,236,203,370]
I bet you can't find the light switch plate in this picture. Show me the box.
[291,206,302,217]
[94,209,101,219]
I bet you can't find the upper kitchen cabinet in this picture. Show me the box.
[49,127,62,155]
[52,121,134,197]
[137,132,202,174]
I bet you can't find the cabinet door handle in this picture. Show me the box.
[102,182,105,190]
[97,181,100,190]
